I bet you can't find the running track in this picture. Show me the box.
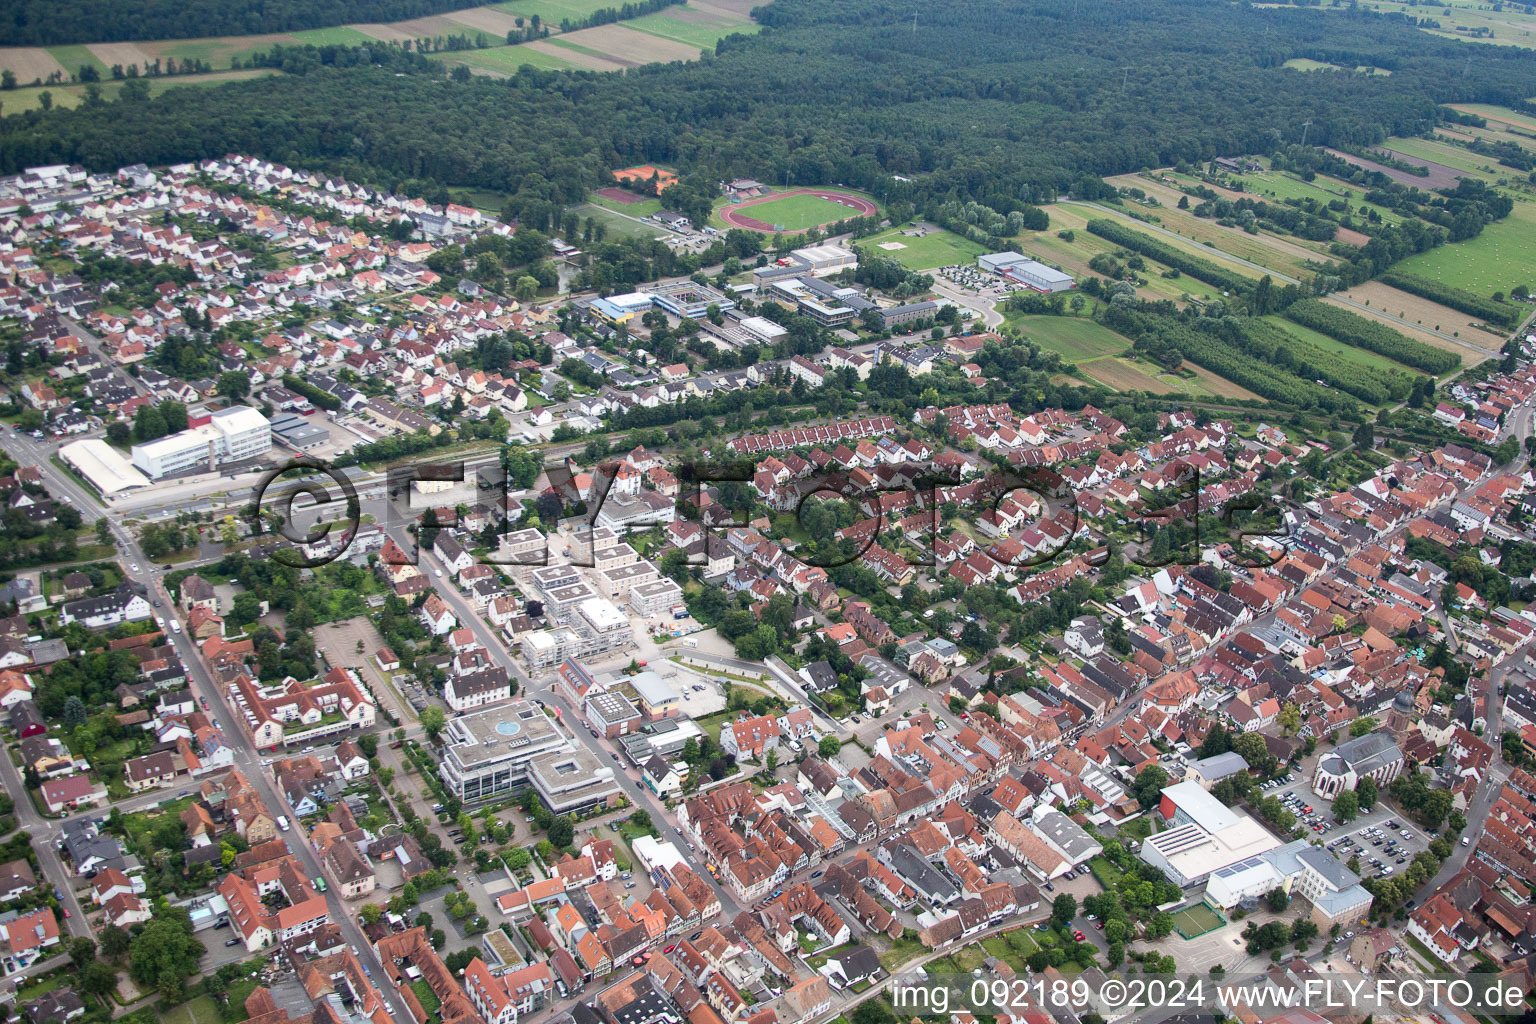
[718,189,877,233]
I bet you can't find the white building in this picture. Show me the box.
[977,252,1074,293]
[739,316,789,344]
[1312,732,1404,799]
[789,244,857,276]
[59,438,151,495]
[130,406,271,480]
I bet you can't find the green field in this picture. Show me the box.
[290,26,382,46]
[1451,103,1536,133]
[1230,167,1404,225]
[1171,903,1225,938]
[589,192,662,218]
[718,193,869,231]
[1282,58,1389,74]
[1395,196,1536,297]
[46,45,107,76]
[0,69,281,113]
[442,43,583,72]
[622,9,760,48]
[161,995,222,1024]
[1003,314,1127,362]
[492,0,635,24]
[1377,136,1499,179]
[571,203,665,239]
[1262,315,1423,380]
[859,226,986,270]
[149,35,289,68]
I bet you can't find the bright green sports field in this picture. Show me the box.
[859,226,986,270]
[719,193,869,231]
[1395,196,1536,297]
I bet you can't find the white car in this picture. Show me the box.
[130,564,140,573]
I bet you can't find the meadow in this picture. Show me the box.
[570,203,665,239]
[1004,314,1127,362]
[859,225,987,270]
[0,68,279,112]
[0,0,759,82]
[1395,195,1536,299]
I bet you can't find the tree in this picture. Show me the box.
[852,998,895,1024]
[818,736,840,758]
[764,747,779,773]
[1132,764,1169,808]
[630,808,652,831]
[1265,887,1290,912]
[421,706,446,742]
[69,936,97,965]
[1051,892,1077,928]
[127,918,203,1002]
[62,695,87,728]
[1351,716,1378,738]
[99,924,130,959]
[216,371,250,400]
[360,903,384,925]
[548,815,574,848]
[81,960,118,998]
[1332,789,1359,822]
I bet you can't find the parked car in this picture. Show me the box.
[226,937,242,947]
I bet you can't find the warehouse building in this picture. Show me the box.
[978,252,1075,293]
[270,413,329,452]
[1140,781,1280,887]
[59,438,150,496]
[130,406,271,480]
[788,244,857,276]
[739,316,789,344]
[587,292,654,325]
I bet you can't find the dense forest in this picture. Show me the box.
[0,0,1533,227]
[0,0,492,46]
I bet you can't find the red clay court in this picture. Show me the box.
[718,188,879,233]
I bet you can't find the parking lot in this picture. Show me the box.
[1265,778,1432,881]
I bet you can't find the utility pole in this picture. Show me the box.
[1121,66,1131,91]
[912,11,918,34]
[1300,120,1313,147]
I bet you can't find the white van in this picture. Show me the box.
[277,815,291,832]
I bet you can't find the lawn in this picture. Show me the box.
[588,192,662,218]
[621,10,759,49]
[1002,315,1128,363]
[859,226,987,271]
[1449,103,1536,134]
[1395,194,1536,298]
[694,709,734,744]
[161,995,221,1024]
[719,193,864,232]
[569,203,666,240]
[410,980,441,1019]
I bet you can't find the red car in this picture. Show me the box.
[664,944,676,954]
[1072,930,1085,941]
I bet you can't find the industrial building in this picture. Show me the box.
[129,406,271,480]
[437,699,623,812]
[587,292,654,325]
[59,438,150,496]
[1139,781,1280,888]
[739,316,789,344]
[270,412,329,452]
[788,244,857,276]
[978,252,1075,293]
